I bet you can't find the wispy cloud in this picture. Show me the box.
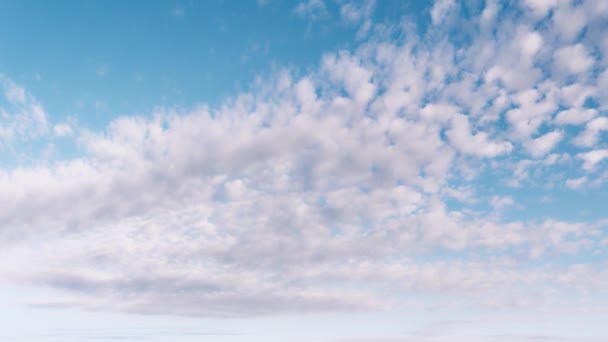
[0,74,48,143]
[294,0,329,21]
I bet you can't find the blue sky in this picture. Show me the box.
[0,1,418,128]
[1,0,608,341]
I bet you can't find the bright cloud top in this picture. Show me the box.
[1,0,608,324]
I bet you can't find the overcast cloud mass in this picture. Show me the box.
[1,0,608,341]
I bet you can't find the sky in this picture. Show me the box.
[0,0,608,341]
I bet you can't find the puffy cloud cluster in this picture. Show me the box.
[1,0,608,317]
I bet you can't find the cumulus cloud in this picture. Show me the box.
[578,149,608,171]
[447,113,513,157]
[554,108,597,125]
[527,130,563,157]
[553,44,595,75]
[574,117,608,147]
[1,0,608,319]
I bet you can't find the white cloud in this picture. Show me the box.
[552,1,587,42]
[53,123,73,137]
[3,80,27,104]
[447,114,513,157]
[490,195,514,211]
[554,108,597,125]
[431,0,456,25]
[479,0,499,31]
[578,149,608,171]
[322,52,376,106]
[338,0,375,38]
[559,83,596,108]
[523,0,557,18]
[0,74,48,143]
[566,176,587,189]
[520,31,543,61]
[554,44,595,75]
[599,69,608,89]
[526,130,563,157]
[506,88,557,142]
[339,0,374,23]
[573,117,608,147]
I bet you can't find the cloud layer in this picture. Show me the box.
[1,0,608,318]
